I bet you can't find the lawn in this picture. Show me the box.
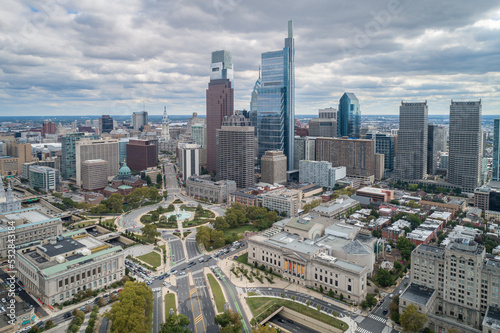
[182,218,210,228]
[225,225,259,238]
[246,297,347,331]
[235,252,249,265]
[137,251,162,268]
[207,273,226,313]
[165,293,176,315]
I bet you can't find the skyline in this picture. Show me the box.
[1,1,500,116]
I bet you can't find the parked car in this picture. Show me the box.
[383,309,389,315]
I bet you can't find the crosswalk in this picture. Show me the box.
[356,327,373,333]
[368,314,387,324]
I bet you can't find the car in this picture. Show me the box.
[234,256,238,259]
[389,294,394,299]
[181,267,186,271]
[63,312,72,319]
[175,230,180,233]
[383,309,389,315]
[179,272,186,276]
[86,299,94,304]
[287,319,293,324]
[199,257,205,262]
[278,318,285,323]
[171,270,177,275]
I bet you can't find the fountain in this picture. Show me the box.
[166,206,191,221]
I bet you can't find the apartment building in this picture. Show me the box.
[261,188,302,217]
[186,175,236,204]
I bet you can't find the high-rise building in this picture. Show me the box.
[132,111,148,131]
[365,132,396,171]
[427,123,447,175]
[178,143,201,182]
[99,115,114,134]
[61,133,100,180]
[161,106,170,140]
[41,121,57,137]
[261,150,287,185]
[191,124,206,147]
[216,124,255,189]
[206,50,234,173]
[256,20,295,171]
[294,136,316,170]
[9,142,33,172]
[308,109,337,138]
[337,93,360,138]
[126,139,157,171]
[81,159,108,190]
[29,165,59,192]
[249,72,261,135]
[315,138,376,181]
[299,161,346,187]
[448,100,482,192]
[75,138,119,186]
[394,101,428,181]
[318,107,337,120]
[493,119,500,182]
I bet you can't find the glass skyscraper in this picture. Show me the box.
[256,20,295,171]
[337,92,361,138]
[493,119,500,182]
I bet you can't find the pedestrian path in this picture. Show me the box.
[356,327,373,333]
[368,314,387,324]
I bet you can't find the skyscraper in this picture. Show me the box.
[61,133,99,180]
[256,20,295,171]
[161,106,170,140]
[99,115,113,134]
[365,132,396,171]
[126,139,157,171]
[337,93,361,138]
[249,71,261,134]
[394,101,428,181]
[427,123,447,175]
[448,100,482,192]
[132,111,148,131]
[75,138,119,186]
[206,50,234,173]
[216,113,255,189]
[493,119,500,182]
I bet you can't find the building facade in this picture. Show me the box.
[81,159,108,190]
[365,132,396,172]
[75,138,119,186]
[99,115,113,134]
[256,21,295,171]
[132,111,148,131]
[178,143,201,183]
[428,124,447,175]
[448,100,482,193]
[308,118,337,138]
[186,175,236,203]
[261,188,302,217]
[29,165,60,192]
[299,160,346,188]
[61,133,99,180]
[493,119,500,182]
[126,139,157,171]
[0,178,21,214]
[337,93,360,138]
[261,150,287,184]
[294,136,316,170]
[394,101,428,181]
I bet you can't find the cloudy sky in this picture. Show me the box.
[1,0,500,117]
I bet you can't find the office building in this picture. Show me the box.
[493,119,500,182]
[16,229,125,307]
[261,187,302,217]
[294,136,316,170]
[428,124,447,175]
[319,107,337,119]
[365,132,396,171]
[132,111,148,131]
[403,239,500,332]
[355,187,394,203]
[299,161,346,188]
[216,119,255,188]
[311,196,360,219]
[75,138,119,186]
[61,133,99,180]
[394,101,428,181]
[21,160,57,180]
[118,138,130,163]
[99,115,113,134]
[448,100,482,192]
[337,93,360,138]
[315,138,376,181]
[126,139,157,171]
[187,175,236,203]
[375,153,384,180]
[41,121,57,137]
[308,118,337,138]
[0,157,19,176]
[206,50,234,173]
[249,73,261,135]
[261,150,287,185]
[191,124,205,147]
[81,159,108,191]
[161,106,170,140]
[178,143,201,183]
[9,142,33,172]
[256,21,295,170]
[29,165,59,192]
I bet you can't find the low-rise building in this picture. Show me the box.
[229,191,258,207]
[355,187,394,203]
[311,196,360,219]
[261,188,302,217]
[186,175,236,204]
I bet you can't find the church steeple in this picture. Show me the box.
[162,106,169,125]
[6,181,13,203]
[0,176,5,199]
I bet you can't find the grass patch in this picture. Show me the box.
[224,225,259,240]
[182,218,209,228]
[165,293,176,315]
[235,253,281,279]
[246,297,347,331]
[137,251,162,268]
[207,273,226,313]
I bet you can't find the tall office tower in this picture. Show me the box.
[75,138,119,186]
[394,101,428,181]
[206,50,234,173]
[99,115,114,134]
[187,112,204,135]
[132,111,148,131]
[337,93,360,138]
[249,72,261,135]
[308,116,337,137]
[261,150,287,185]
[41,121,56,137]
[161,106,170,140]
[61,133,100,180]
[256,20,295,171]
[365,132,396,171]
[9,142,33,172]
[493,119,500,182]
[126,139,157,171]
[178,143,201,182]
[294,136,316,170]
[427,124,447,175]
[319,107,337,120]
[81,159,108,190]
[315,138,376,180]
[448,100,482,192]
[216,123,255,189]
[29,166,60,192]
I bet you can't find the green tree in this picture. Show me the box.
[213,216,229,231]
[196,203,204,215]
[214,309,243,333]
[145,176,152,186]
[159,313,191,333]
[365,293,378,308]
[251,326,277,333]
[156,173,163,185]
[106,193,124,213]
[389,295,400,323]
[400,304,428,333]
[142,224,160,243]
[90,204,108,216]
[375,269,393,287]
[168,215,177,223]
[148,187,160,202]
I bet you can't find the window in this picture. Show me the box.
[348,285,352,291]
[71,276,74,283]
[59,280,62,288]
[60,294,64,300]
[65,278,68,285]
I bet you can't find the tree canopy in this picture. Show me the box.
[142,224,160,243]
[159,313,191,333]
[400,304,428,333]
[214,309,243,333]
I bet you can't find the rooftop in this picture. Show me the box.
[400,283,436,306]
[39,238,85,257]
[483,306,500,330]
[0,208,60,232]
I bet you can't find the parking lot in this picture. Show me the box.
[125,259,154,284]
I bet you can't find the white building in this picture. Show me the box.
[178,143,201,182]
[299,160,346,187]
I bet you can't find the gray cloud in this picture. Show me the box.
[0,0,499,116]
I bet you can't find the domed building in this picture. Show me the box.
[103,161,146,197]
